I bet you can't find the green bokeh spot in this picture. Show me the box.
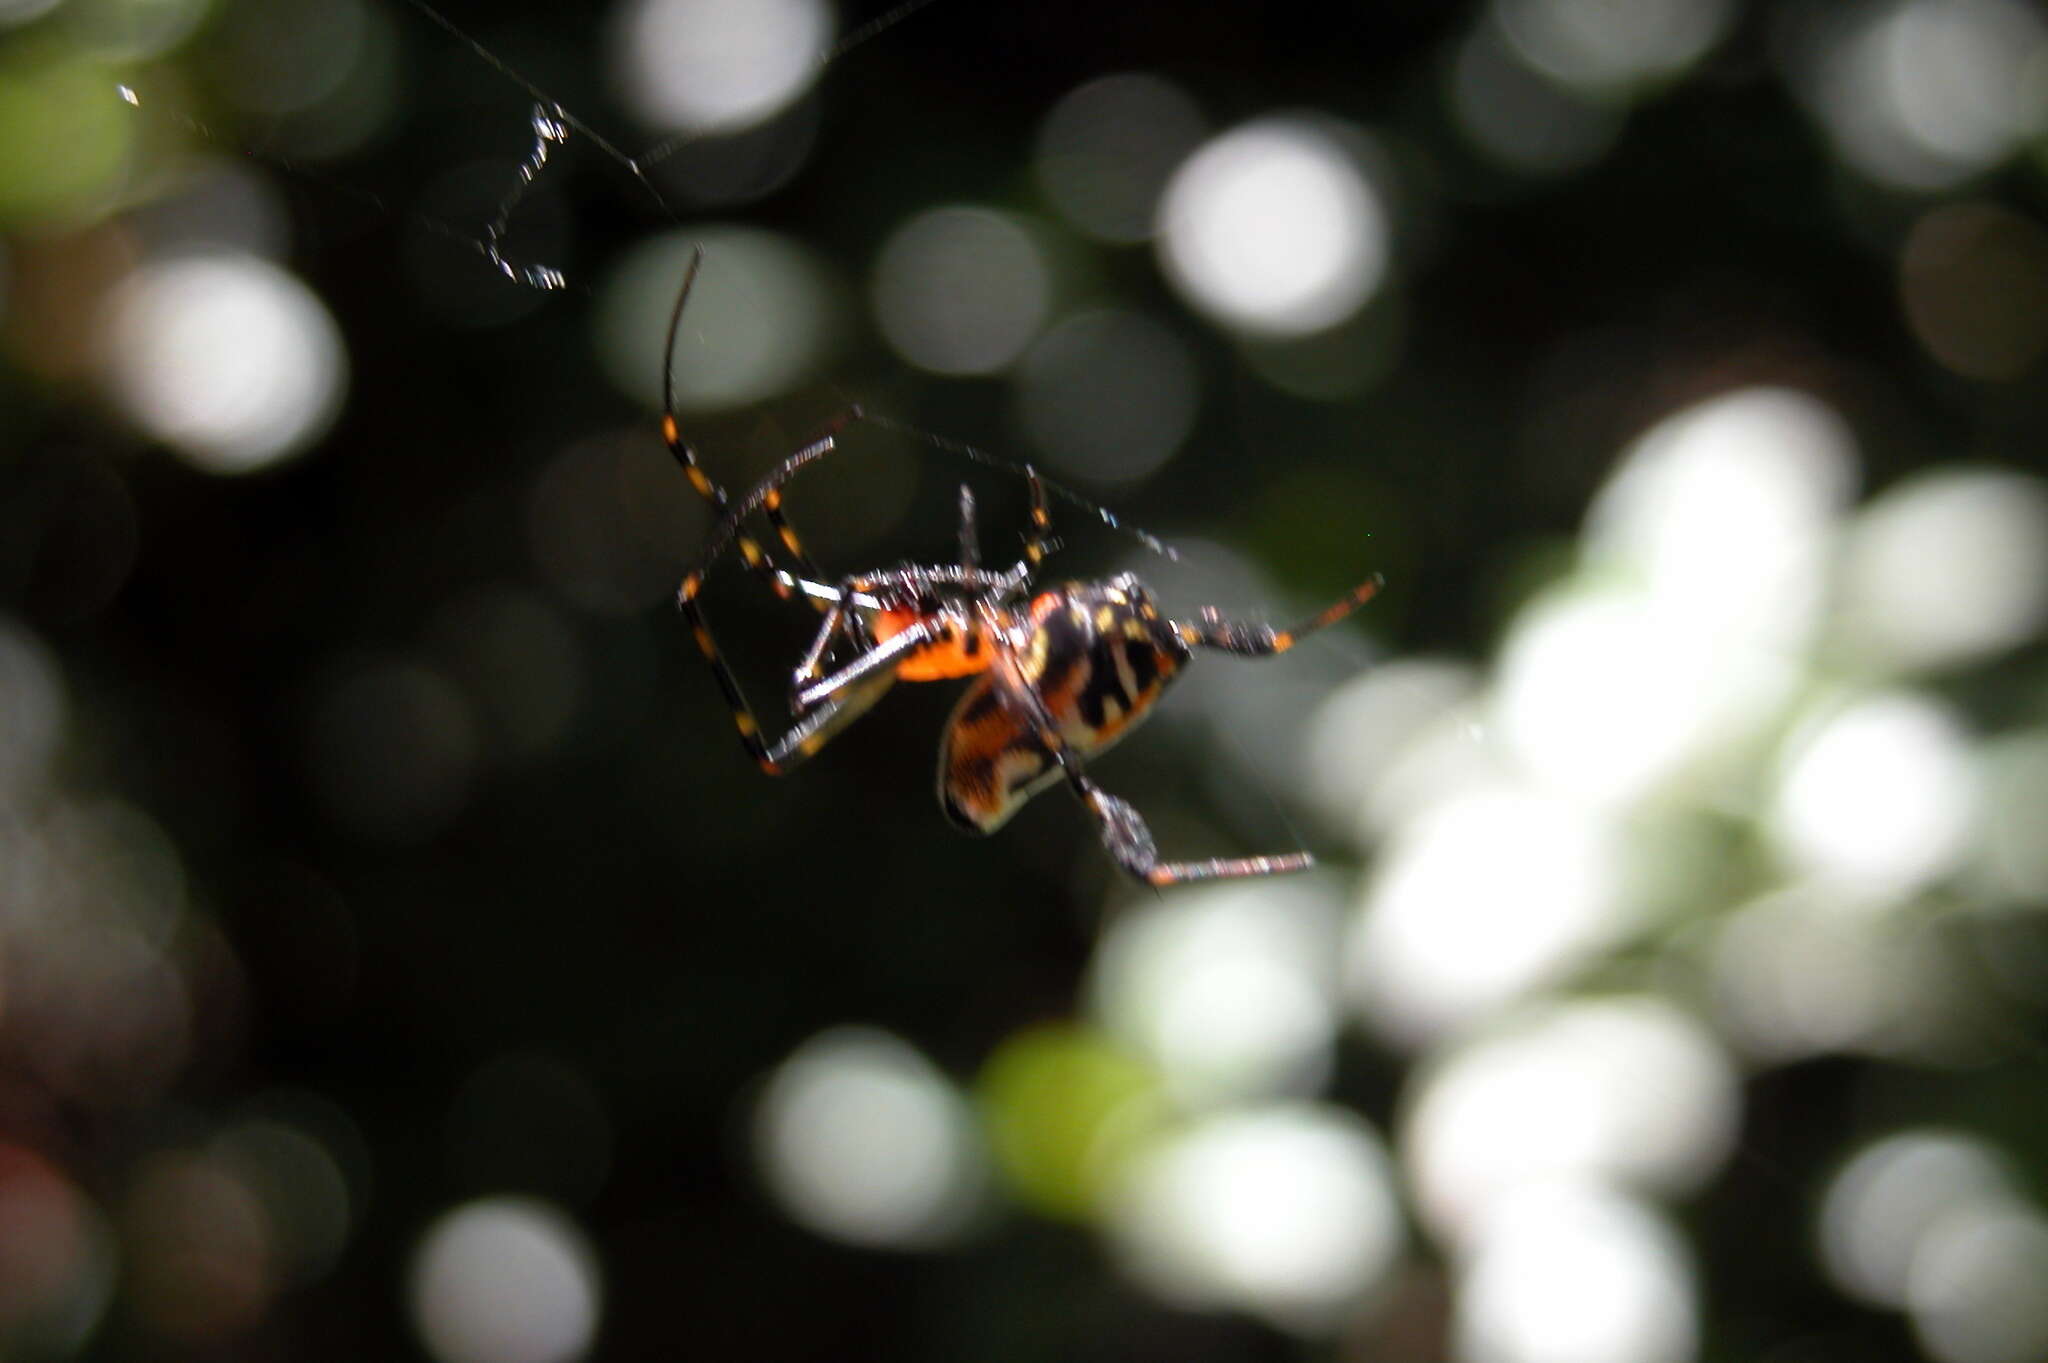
[0,38,135,228]
[975,1023,1164,1222]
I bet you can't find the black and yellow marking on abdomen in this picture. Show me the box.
[938,583,1189,833]
[938,677,1059,833]
[1070,636,1171,738]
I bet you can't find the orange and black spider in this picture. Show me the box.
[662,250,1383,887]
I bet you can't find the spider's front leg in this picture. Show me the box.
[1173,574,1386,656]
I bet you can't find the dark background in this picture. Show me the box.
[4,0,2048,1359]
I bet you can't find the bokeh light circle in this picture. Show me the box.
[597,228,839,413]
[1817,1129,2018,1309]
[1450,22,1624,175]
[1107,1105,1403,1332]
[1768,691,1976,898]
[1034,72,1208,243]
[1795,0,2048,192]
[211,1118,353,1286]
[1455,1182,1697,1363]
[0,1144,111,1347]
[409,1197,600,1363]
[1349,784,1627,1045]
[101,253,346,474]
[609,0,831,133]
[1013,308,1198,487]
[122,1151,272,1341]
[210,0,369,118]
[1837,467,2048,671]
[755,1028,986,1249]
[871,207,1051,376]
[1908,1202,2048,1363]
[1405,997,1738,1250]
[1089,880,1341,1108]
[1583,385,1858,652]
[1157,117,1389,337]
[1493,0,1736,92]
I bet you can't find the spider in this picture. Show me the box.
[661,250,1383,886]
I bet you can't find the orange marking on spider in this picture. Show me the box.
[869,609,992,681]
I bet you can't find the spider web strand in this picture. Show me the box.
[860,413,1180,561]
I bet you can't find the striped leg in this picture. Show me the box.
[1080,785,1313,887]
[678,569,896,775]
[758,481,829,597]
[1020,465,1050,570]
[942,467,1048,586]
[748,406,959,595]
[690,413,1060,592]
[1173,574,1385,656]
[661,248,831,605]
[788,572,901,714]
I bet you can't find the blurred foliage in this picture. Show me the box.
[3,0,2048,1361]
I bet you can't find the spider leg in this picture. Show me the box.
[1071,573,1387,881]
[673,398,1053,770]
[971,619,1314,887]
[789,573,951,714]
[860,409,1178,560]
[690,420,1058,587]
[955,463,1048,574]
[775,573,878,608]
[956,463,1047,583]
[661,247,834,608]
[1172,573,1386,656]
[678,574,903,775]
[785,561,1035,713]
[761,672,897,771]
[1020,465,1050,571]
[787,568,904,714]
[958,484,979,571]
[692,430,844,573]
[757,480,830,599]
[793,617,943,712]
[1078,785,1314,887]
[790,594,855,712]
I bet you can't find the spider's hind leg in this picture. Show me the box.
[1078,783,1314,887]
[968,660,1315,887]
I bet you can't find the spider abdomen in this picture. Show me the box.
[937,576,1188,833]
